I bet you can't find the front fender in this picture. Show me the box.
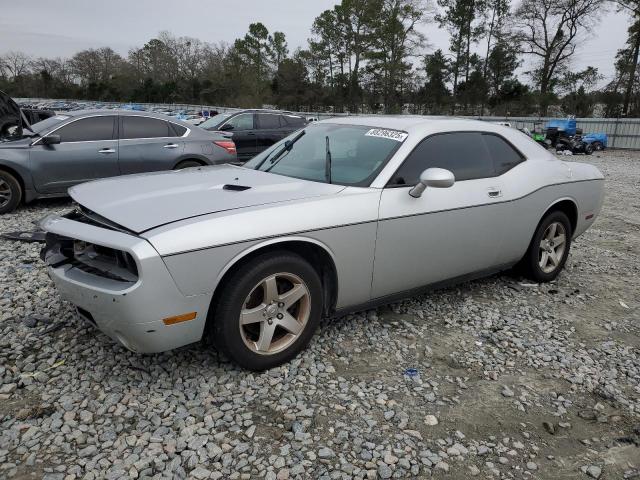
[0,157,36,201]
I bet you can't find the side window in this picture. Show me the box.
[482,134,525,175]
[282,115,306,127]
[169,123,187,137]
[224,113,254,131]
[257,114,281,129]
[121,116,170,139]
[56,116,115,143]
[390,132,495,186]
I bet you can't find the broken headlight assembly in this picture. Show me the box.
[42,234,138,283]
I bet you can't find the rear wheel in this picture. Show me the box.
[0,170,21,214]
[521,211,572,282]
[210,251,323,370]
[175,160,204,169]
[584,143,594,155]
[592,141,604,151]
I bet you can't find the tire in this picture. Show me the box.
[593,141,604,151]
[521,211,572,283]
[175,160,203,169]
[0,170,22,214]
[210,251,323,370]
[584,143,594,155]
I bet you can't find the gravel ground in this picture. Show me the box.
[0,150,639,480]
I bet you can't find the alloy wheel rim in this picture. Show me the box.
[538,222,567,274]
[239,272,311,355]
[0,179,11,208]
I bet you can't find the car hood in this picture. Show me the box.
[69,165,346,233]
[0,89,30,140]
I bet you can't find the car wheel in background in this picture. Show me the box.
[584,143,594,155]
[174,160,203,169]
[593,141,604,151]
[522,211,572,283]
[210,251,323,370]
[0,170,21,214]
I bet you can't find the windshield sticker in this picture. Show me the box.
[53,115,70,121]
[365,128,408,142]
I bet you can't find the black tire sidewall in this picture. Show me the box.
[0,171,21,214]
[212,252,323,371]
[175,160,203,169]
[526,211,572,282]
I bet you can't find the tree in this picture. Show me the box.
[514,0,603,114]
[612,0,640,115]
[486,36,520,100]
[366,0,428,113]
[0,51,32,79]
[558,66,602,116]
[269,31,289,67]
[421,49,451,112]
[234,23,274,99]
[437,0,486,106]
[272,57,309,109]
[456,54,488,113]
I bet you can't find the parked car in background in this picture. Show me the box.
[0,95,237,213]
[199,109,307,161]
[40,117,604,370]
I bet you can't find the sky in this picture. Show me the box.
[0,0,631,84]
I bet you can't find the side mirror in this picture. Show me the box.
[41,134,61,145]
[219,124,234,131]
[409,168,455,198]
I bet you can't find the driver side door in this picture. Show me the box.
[29,115,120,194]
[371,131,509,299]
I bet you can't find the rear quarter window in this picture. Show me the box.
[170,123,187,137]
[482,134,525,175]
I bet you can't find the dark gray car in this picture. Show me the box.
[0,102,237,214]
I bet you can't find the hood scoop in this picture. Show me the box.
[223,184,251,192]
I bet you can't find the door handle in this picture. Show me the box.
[98,148,116,154]
[164,143,179,149]
[247,132,256,136]
[488,188,502,198]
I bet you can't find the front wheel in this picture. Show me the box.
[521,211,572,282]
[210,251,323,370]
[0,170,22,214]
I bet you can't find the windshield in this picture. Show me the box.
[244,123,406,187]
[199,113,232,129]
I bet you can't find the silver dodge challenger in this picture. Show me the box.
[40,116,604,370]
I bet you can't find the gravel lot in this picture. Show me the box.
[0,151,639,480]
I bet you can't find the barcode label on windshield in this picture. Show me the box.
[365,128,408,142]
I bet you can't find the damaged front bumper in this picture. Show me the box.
[39,213,211,353]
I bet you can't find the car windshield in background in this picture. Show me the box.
[244,123,406,187]
[199,113,232,129]
[30,115,71,135]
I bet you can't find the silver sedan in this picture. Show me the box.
[40,116,605,370]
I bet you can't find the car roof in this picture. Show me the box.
[317,115,512,136]
[229,109,302,116]
[60,109,193,126]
